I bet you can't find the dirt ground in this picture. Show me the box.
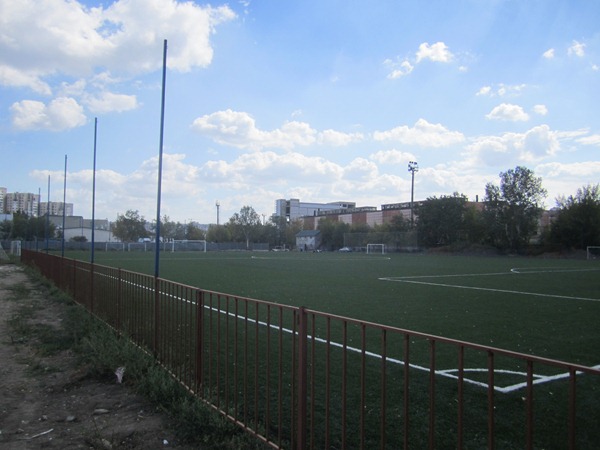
[0,263,197,449]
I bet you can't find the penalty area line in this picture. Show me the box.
[379,277,600,302]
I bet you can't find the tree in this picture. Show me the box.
[416,193,469,247]
[229,206,261,249]
[0,212,54,241]
[483,166,547,251]
[318,218,350,250]
[550,184,600,249]
[112,210,148,242]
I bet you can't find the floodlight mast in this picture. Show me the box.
[216,200,220,226]
[408,161,419,227]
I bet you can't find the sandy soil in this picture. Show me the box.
[0,264,196,449]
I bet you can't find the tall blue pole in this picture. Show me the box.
[61,155,67,257]
[154,39,167,279]
[45,176,50,253]
[91,118,97,263]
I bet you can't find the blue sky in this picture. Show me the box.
[1,0,599,224]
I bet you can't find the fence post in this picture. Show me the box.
[154,277,160,356]
[195,290,204,393]
[297,306,308,450]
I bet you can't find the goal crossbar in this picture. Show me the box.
[587,246,600,260]
[366,243,386,254]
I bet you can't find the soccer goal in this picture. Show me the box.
[587,246,600,260]
[0,242,9,261]
[171,240,207,252]
[366,243,386,254]
[105,242,125,252]
[10,241,21,257]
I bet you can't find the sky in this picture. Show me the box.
[1,0,599,225]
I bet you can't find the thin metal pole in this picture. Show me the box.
[91,118,97,263]
[45,176,50,253]
[154,39,167,279]
[61,155,67,257]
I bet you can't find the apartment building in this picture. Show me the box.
[4,192,41,216]
[275,198,356,222]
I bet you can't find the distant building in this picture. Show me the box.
[39,202,73,217]
[47,215,116,242]
[0,187,6,213]
[4,192,41,216]
[275,199,356,222]
[295,230,321,251]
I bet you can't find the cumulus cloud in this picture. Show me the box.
[191,109,362,151]
[369,149,416,165]
[10,97,86,131]
[0,65,52,95]
[373,119,465,147]
[0,0,235,78]
[384,41,456,79]
[384,59,414,79]
[467,125,560,165]
[568,40,585,57]
[476,83,527,97]
[577,134,600,146]
[485,103,530,121]
[543,48,555,59]
[0,0,235,123]
[416,42,454,63]
[83,91,138,114]
[532,104,548,116]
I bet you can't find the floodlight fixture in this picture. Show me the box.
[408,161,419,227]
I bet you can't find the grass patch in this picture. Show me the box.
[11,264,268,449]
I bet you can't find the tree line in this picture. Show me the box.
[3,166,598,254]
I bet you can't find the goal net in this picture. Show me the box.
[366,243,386,254]
[587,246,600,260]
[105,242,125,251]
[0,242,9,261]
[170,240,207,252]
[10,241,21,257]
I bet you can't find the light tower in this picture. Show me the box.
[215,200,220,226]
[408,161,419,227]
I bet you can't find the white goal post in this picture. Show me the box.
[170,240,207,252]
[0,242,9,261]
[366,243,386,254]
[10,241,21,257]
[587,246,600,260]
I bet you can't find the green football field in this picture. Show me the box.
[71,250,600,367]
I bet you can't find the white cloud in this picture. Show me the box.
[83,91,138,114]
[385,41,455,79]
[318,129,364,146]
[543,48,555,59]
[10,97,86,131]
[467,125,560,165]
[373,119,465,147]
[568,40,585,57]
[191,109,363,151]
[416,42,454,63]
[485,103,530,121]
[476,86,492,96]
[0,65,52,95]
[384,59,414,79]
[577,134,600,146]
[532,104,548,116]
[369,149,416,165]
[476,83,527,97]
[0,0,235,125]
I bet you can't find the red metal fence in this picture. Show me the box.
[21,250,600,449]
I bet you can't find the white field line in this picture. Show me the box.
[89,268,597,394]
[379,267,600,303]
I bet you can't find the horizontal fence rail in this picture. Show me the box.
[21,250,600,449]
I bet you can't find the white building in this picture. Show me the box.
[275,199,356,222]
